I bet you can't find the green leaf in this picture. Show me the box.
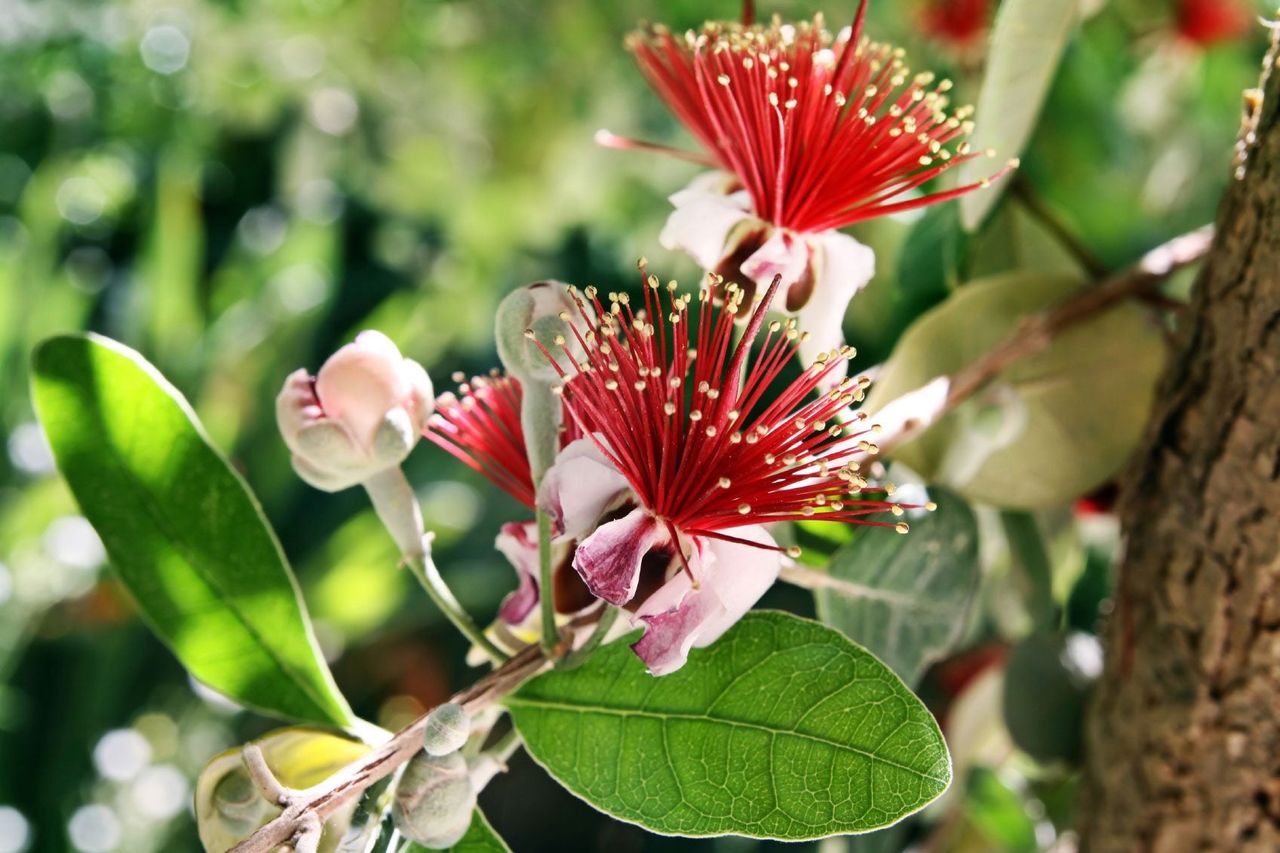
[815,487,981,685]
[864,272,1165,509]
[30,333,353,727]
[404,810,511,853]
[958,0,1080,231]
[1002,633,1094,765]
[506,611,951,840]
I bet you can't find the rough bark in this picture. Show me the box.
[1079,22,1280,853]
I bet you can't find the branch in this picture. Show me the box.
[228,641,549,853]
[874,225,1215,455]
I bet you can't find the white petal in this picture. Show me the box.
[796,230,876,386]
[660,173,754,271]
[866,375,952,447]
[538,436,632,540]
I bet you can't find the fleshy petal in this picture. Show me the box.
[631,525,781,675]
[795,230,876,387]
[495,520,541,624]
[538,436,632,540]
[740,228,810,293]
[867,375,952,445]
[572,508,664,606]
[660,173,754,271]
[276,368,325,457]
[315,331,413,451]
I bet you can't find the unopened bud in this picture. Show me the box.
[393,751,476,849]
[422,703,470,756]
[276,331,433,492]
[495,282,581,385]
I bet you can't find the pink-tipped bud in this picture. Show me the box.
[276,331,433,492]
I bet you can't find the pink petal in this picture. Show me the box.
[572,508,664,606]
[631,525,781,675]
[740,227,810,292]
[538,437,632,540]
[275,368,324,456]
[495,520,541,624]
[315,331,416,451]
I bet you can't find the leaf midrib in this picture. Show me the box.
[506,696,948,785]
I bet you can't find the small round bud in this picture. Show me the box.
[393,751,476,849]
[495,282,582,385]
[422,703,470,757]
[276,331,433,492]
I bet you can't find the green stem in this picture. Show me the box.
[535,508,558,654]
[364,467,507,663]
[559,606,620,669]
[485,725,523,763]
[1000,510,1057,633]
[405,552,508,664]
[518,379,563,656]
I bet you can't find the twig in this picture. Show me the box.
[779,564,926,607]
[228,642,550,853]
[1012,177,1109,279]
[241,744,289,805]
[874,225,1215,455]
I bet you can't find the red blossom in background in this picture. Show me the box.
[1174,0,1252,46]
[920,0,990,49]
[613,0,1009,234]
[424,372,580,509]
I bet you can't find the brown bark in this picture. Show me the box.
[1079,23,1280,853]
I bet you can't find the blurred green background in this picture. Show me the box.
[0,0,1269,850]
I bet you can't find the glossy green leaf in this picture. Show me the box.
[31,333,353,727]
[405,810,512,853]
[864,272,1165,509]
[958,0,1080,230]
[815,487,981,685]
[507,611,951,840]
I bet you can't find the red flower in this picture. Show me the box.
[1175,0,1252,46]
[614,0,1009,234]
[529,266,928,673]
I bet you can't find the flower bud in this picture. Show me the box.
[392,751,476,849]
[276,331,433,492]
[495,281,580,385]
[422,702,471,757]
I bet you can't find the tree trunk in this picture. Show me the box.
[1079,24,1280,853]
